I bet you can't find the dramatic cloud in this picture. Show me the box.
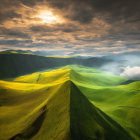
[120,66,140,80]
[0,0,140,55]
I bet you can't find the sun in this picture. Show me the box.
[38,11,62,24]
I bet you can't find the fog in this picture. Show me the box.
[100,54,140,80]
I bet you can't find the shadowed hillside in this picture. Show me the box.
[0,53,112,79]
[70,82,133,140]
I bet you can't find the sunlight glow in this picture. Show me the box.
[38,11,62,24]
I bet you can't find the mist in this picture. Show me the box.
[100,53,140,80]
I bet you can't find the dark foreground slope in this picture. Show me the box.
[0,68,134,140]
[0,53,112,79]
[70,82,133,140]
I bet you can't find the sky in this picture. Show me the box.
[0,0,140,56]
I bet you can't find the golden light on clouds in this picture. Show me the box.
[38,11,63,24]
[0,0,139,56]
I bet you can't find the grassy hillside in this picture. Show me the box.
[0,65,139,140]
[70,65,140,140]
[70,81,132,140]
[0,68,70,140]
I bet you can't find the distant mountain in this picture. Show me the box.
[103,51,140,66]
[0,49,33,54]
[0,53,112,79]
[0,49,93,57]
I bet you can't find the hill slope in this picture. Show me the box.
[0,66,136,140]
[70,81,132,140]
[70,66,140,140]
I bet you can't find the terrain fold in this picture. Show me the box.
[70,81,133,140]
[0,67,137,140]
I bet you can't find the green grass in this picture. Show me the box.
[70,81,133,140]
[70,65,140,140]
[0,65,139,140]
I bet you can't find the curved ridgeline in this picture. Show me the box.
[0,53,112,79]
[0,66,138,140]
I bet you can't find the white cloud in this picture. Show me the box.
[120,66,140,80]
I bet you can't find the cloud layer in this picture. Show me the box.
[0,0,140,55]
[120,66,140,80]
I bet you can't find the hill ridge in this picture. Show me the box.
[69,81,133,140]
[0,66,139,139]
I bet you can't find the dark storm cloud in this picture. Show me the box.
[30,24,80,33]
[0,0,21,23]
[0,10,21,22]
[20,0,43,6]
[0,27,29,38]
[0,40,19,45]
[0,0,140,24]
[0,0,140,55]
[74,36,97,42]
[30,25,54,33]
[0,39,32,45]
[47,0,140,51]
[47,0,140,24]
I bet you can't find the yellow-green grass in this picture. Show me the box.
[0,68,70,140]
[69,65,140,140]
[0,51,34,55]
[14,68,70,84]
[0,65,139,140]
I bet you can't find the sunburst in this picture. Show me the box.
[38,11,62,24]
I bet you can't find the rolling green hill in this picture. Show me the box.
[70,66,140,140]
[0,65,139,140]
